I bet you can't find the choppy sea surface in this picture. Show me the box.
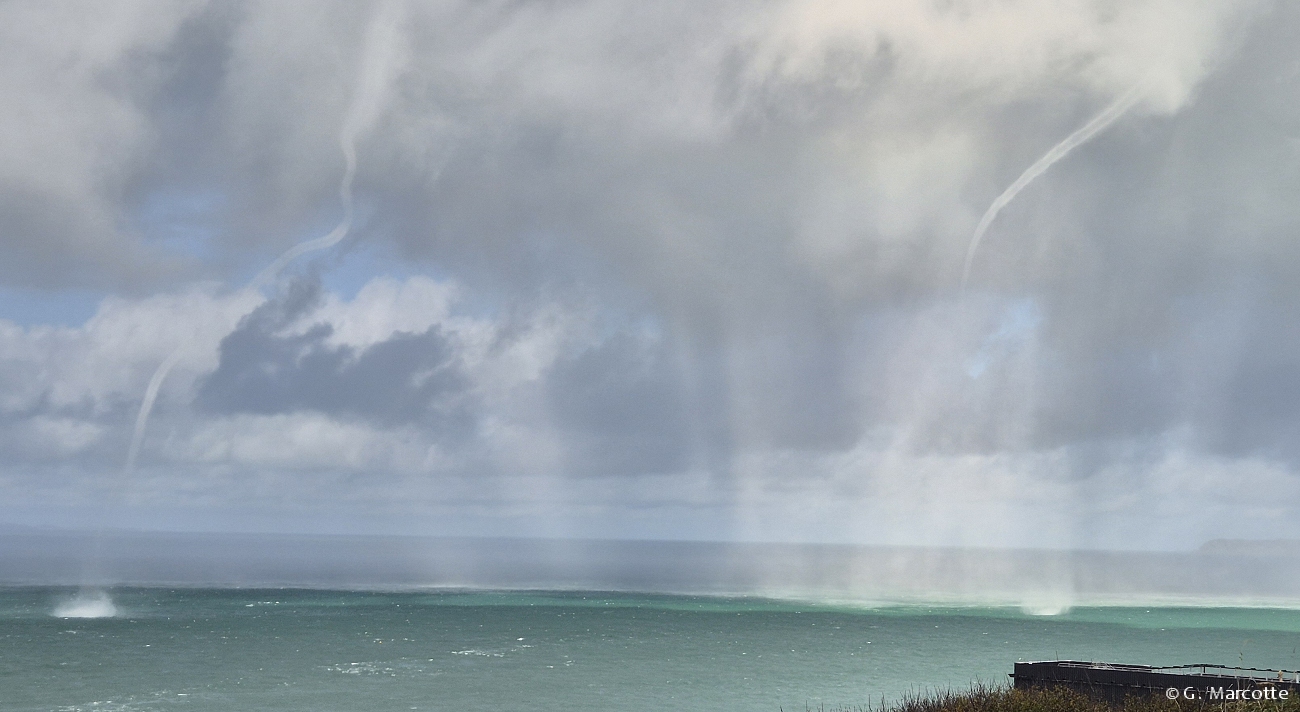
[3,588,1300,712]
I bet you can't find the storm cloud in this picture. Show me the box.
[197,278,471,431]
[0,0,1298,549]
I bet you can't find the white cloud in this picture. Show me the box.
[314,276,458,348]
[749,0,1251,110]
[0,285,258,417]
[0,1,1297,551]
[0,0,202,287]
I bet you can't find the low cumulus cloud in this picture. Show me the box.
[197,278,472,432]
[0,0,1298,548]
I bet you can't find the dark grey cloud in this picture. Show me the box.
[197,279,471,433]
[544,332,690,476]
[5,0,1300,548]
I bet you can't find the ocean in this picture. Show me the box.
[3,588,1300,712]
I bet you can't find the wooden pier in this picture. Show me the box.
[1012,661,1300,701]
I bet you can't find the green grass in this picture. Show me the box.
[801,685,1300,712]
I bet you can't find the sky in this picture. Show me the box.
[2,0,1299,551]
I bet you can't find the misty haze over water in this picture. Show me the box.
[4,527,1299,611]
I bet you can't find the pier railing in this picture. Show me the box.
[1012,660,1300,700]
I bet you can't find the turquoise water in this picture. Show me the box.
[3,588,1300,712]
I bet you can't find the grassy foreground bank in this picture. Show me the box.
[814,686,1300,712]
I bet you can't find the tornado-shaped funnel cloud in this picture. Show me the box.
[247,152,356,293]
[122,151,353,475]
[248,0,403,292]
[960,88,1142,290]
[121,1,407,477]
[123,347,185,476]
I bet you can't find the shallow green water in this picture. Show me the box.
[2,588,1300,711]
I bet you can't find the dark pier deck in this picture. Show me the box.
[1012,661,1300,701]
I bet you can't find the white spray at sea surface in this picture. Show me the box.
[960,88,1142,290]
[54,590,118,619]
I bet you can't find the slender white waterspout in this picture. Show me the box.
[247,142,357,292]
[960,88,1142,290]
[123,346,185,475]
[120,1,406,477]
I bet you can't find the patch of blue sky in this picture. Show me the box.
[0,286,106,328]
[136,188,226,262]
[2,190,230,328]
[966,297,1043,379]
[318,238,427,300]
[217,196,387,291]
